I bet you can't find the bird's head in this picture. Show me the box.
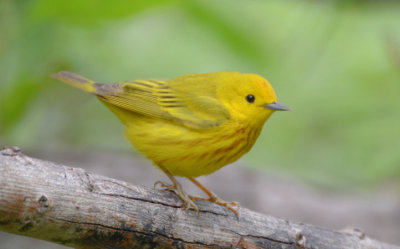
[218,72,290,126]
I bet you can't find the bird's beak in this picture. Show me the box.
[264,102,291,111]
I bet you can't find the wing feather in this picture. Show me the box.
[95,78,231,129]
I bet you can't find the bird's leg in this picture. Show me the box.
[188,177,240,215]
[154,169,199,213]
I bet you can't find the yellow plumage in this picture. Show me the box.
[53,71,290,214]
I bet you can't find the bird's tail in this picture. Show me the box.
[52,71,97,93]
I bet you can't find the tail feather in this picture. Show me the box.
[52,71,97,93]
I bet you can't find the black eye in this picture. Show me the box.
[246,94,255,103]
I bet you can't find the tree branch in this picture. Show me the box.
[0,146,398,249]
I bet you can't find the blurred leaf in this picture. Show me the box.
[385,33,400,72]
[0,78,44,136]
[183,0,268,70]
[29,0,178,25]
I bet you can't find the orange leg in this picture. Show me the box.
[154,168,199,213]
[188,177,240,215]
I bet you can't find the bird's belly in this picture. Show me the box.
[125,120,261,177]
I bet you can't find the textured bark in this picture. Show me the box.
[0,146,398,249]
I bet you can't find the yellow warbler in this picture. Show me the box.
[53,71,290,215]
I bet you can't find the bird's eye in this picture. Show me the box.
[246,94,255,103]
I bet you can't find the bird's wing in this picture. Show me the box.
[95,79,231,129]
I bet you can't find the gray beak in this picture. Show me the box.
[264,102,291,111]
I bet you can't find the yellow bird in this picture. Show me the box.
[53,71,290,215]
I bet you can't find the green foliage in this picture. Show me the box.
[30,0,177,25]
[0,0,399,189]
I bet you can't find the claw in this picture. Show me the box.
[154,180,171,190]
[154,180,199,214]
[188,177,240,216]
[155,169,240,217]
[190,194,240,216]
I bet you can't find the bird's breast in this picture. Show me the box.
[126,120,263,177]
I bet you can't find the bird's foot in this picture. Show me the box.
[154,181,199,214]
[190,194,240,216]
[187,177,240,216]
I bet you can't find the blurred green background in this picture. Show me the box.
[1,0,399,190]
